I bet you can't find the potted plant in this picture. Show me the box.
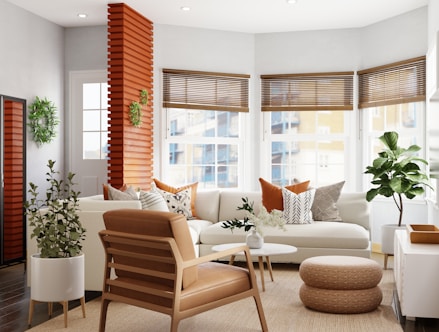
[25,160,86,326]
[221,197,285,248]
[364,131,431,264]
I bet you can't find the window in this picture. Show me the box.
[261,72,354,187]
[359,56,426,190]
[266,111,350,187]
[162,69,249,188]
[82,82,109,159]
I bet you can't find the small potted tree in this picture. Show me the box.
[364,131,431,267]
[25,160,86,326]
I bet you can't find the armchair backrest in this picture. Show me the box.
[102,209,198,288]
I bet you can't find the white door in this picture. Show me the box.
[69,70,108,197]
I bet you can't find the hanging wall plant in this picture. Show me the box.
[28,96,60,146]
[129,89,149,127]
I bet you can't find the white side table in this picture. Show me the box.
[211,243,297,291]
[394,229,439,319]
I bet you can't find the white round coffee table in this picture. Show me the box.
[211,243,297,291]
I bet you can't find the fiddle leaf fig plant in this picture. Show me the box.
[24,160,86,258]
[364,131,432,227]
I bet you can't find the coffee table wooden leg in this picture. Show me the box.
[265,256,274,281]
[229,255,235,265]
[258,256,265,292]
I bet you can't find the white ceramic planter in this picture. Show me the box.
[246,229,264,249]
[30,253,85,302]
[381,224,405,254]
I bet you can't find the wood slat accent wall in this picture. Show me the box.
[3,100,25,261]
[108,3,154,190]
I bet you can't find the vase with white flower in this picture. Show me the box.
[221,197,286,249]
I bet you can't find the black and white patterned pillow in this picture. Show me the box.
[282,188,315,224]
[155,187,193,219]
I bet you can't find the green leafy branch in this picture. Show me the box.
[129,89,149,127]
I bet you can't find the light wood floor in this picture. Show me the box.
[1,254,438,332]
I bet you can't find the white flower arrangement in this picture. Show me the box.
[221,197,286,235]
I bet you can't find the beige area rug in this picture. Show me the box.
[27,262,401,332]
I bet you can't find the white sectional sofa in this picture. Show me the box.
[27,190,371,291]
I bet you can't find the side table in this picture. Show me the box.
[212,243,297,291]
[394,229,439,319]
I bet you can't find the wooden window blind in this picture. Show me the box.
[260,72,354,111]
[358,56,426,108]
[163,69,250,112]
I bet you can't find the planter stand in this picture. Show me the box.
[28,298,86,328]
[381,224,405,270]
[28,254,86,328]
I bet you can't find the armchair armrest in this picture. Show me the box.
[183,245,250,269]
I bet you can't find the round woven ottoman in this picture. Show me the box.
[299,256,383,314]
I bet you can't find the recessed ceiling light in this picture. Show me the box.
[77,13,88,19]
[180,6,191,11]
[286,0,298,4]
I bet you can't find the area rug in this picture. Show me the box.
[27,264,401,332]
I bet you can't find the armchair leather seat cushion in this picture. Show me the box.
[107,262,251,312]
[180,262,251,311]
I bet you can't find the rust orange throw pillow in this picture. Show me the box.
[152,178,198,218]
[259,177,310,212]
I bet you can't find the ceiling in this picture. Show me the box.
[7,0,428,34]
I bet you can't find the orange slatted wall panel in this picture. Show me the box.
[108,3,154,190]
[3,100,25,261]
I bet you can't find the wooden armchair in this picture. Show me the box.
[99,209,268,332]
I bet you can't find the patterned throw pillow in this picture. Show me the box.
[152,178,198,217]
[154,186,193,219]
[139,191,169,211]
[311,181,345,221]
[282,188,316,224]
[108,184,138,200]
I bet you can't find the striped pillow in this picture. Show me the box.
[139,191,169,211]
[282,188,315,224]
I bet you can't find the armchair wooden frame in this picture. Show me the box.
[99,230,268,332]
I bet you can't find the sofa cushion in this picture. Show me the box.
[153,178,198,217]
[311,181,345,221]
[259,178,310,212]
[218,191,262,222]
[282,188,315,224]
[200,221,370,250]
[194,190,220,223]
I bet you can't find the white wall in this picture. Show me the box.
[0,0,64,194]
[153,25,257,189]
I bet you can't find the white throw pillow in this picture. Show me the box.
[108,185,138,200]
[311,181,345,221]
[139,191,169,211]
[282,188,316,224]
